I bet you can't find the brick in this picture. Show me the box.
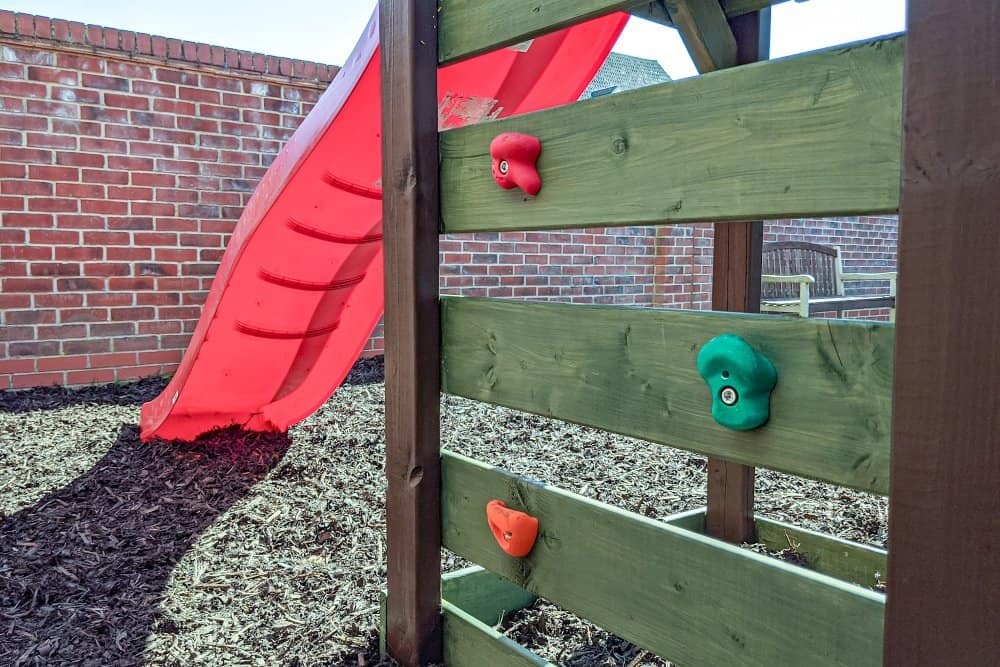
[130,111,174,128]
[26,66,78,85]
[81,73,128,90]
[9,341,60,357]
[4,309,55,325]
[37,323,87,339]
[67,369,115,385]
[1,146,51,162]
[79,137,127,153]
[60,307,108,323]
[113,336,157,352]
[104,92,149,110]
[89,352,138,368]
[12,371,63,388]
[56,277,104,291]
[82,199,128,215]
[105,124,150,140]
[86,292,132,307]
[2,277,52,292]
[56,151,103,167]
[0,359,34,375]
[55,182,103,198]
[63,339,110,355]
[116,365,164,381]
[31,262,81,277]
[26,133,77,149]
[51,119,101,136]
[28,198,78,213]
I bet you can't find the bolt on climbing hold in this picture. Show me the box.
[696,334,777,431]
[486,499,539,558]
[490,132,542,196]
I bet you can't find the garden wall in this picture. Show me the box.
[0,11,898,389]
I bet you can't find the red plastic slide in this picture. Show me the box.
[140,8,628,441]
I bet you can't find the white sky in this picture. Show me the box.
[0,0,905,78]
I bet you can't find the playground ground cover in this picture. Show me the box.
[0,358,887,666]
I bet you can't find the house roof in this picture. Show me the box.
[581,52,672,99]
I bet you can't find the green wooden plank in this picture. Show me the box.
[443,566,538,626]
[443,600,555,667]
[663,506,707,532]
[439,0,635,64]
[665,509,888,590]
[442,451,885,667]
[441,297,893,494]
[439,0,790,63]
[755,516,888,590]
[440,35,903,233]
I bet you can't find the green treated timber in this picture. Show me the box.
[663,506,707,532]
[755,516,888,590]
[442,451,885,667]
[441,297,893,494]
[379,567,537,657]
[439,0,791,64]
[669,508,888,590]
[443,601,555,667]
[442,566,538,626]
[440,35,903,233]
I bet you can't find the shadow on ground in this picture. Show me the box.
[0,425,290,666]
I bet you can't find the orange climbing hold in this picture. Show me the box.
[486,500,539,558]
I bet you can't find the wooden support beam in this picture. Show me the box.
[884,1,1000,664]
[701,8,768,545]
[380,1,443,664]
[665,0,738,71]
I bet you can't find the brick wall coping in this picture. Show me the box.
[0,10,339,87]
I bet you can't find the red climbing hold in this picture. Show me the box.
[486,499,539,558]
[490,132,542,196]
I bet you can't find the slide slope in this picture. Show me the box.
[140,9,627,441]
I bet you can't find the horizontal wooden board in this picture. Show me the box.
[441,297,894,493]
[442,566,537,626]
[440,35,903,232]
[439,0,790,63]
[443,600,555,667]
[442,451,885,667]
[755,516,888,590]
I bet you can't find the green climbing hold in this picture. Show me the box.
[696,334,777,431]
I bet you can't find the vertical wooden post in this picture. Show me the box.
[380,1,442,665]
[705,9,769,544]
[884,1,1000,664]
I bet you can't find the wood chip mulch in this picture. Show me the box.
[1,357,886,666]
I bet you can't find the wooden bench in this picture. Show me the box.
[760,242,896,320]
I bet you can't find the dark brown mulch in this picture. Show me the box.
[0,426,291,666]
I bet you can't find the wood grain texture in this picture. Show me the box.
[441,567,537,626]
[441,297,894,493]
[705,8,767,546]
[380,0,443,663]
[442,451,886,667]
[884,1,1000,664]
[755,517,887,590]
[442,601,555,667]
[440,35,903,233]
[664,0,737,71]
[438,0,791,63]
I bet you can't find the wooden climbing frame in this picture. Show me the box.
[381,1,1000,665]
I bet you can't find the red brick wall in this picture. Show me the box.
[0,11,337,389]
[1,11,899,388]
